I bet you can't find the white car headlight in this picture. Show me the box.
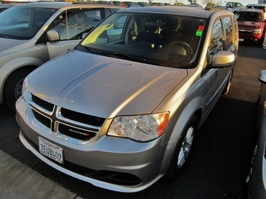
[107,112,169,142]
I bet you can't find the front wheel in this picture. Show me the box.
[4,68,33,110]
[223,69,234,95]
[166,116,198,179]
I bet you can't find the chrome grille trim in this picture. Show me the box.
[28,93,105,142]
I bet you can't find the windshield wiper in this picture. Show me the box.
[78,46,166,66]
[0,34,14,39]
[100,51,165,65]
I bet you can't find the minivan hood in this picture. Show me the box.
[28,50,188,118]
[0,37,29,53]
[238,21,264,29]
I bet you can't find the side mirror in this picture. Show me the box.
[259,70,266,83]
[47,30,60,42]
[211,51,235,68]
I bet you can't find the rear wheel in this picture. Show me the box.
[4,68,33,110]
[166,116,198,179]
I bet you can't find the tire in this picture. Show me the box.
[166,116,198,179]
[4,68,33,110]
[258,33,265,46]
[223,69,234,95]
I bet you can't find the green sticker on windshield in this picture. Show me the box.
[196,25,204,37]
[196,30,203,36]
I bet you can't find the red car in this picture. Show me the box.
[236,8,265,45]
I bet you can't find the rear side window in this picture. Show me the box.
[207,19,223,65]
[222,16,233,50]
[209,19,223,54]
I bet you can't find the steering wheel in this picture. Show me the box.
[164,41,193,60]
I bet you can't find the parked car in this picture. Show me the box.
[0,2,121,110]
[246,3,266,12]
[16,6,238,193]
[225,1,245,13]
[0,3,13,12]
[235,8,265,45]
[245,70,266,199]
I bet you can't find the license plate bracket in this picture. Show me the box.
[38,137,64,164]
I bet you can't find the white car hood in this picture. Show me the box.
[28,50,188,118]
[0,37,28,52]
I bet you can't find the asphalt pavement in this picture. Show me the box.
[0,150,82,199]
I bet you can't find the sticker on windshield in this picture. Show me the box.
[196,25,204,37]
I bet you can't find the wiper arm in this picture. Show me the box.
[104,52,164,65]
[78,47,165,66]
[0,34,14,39]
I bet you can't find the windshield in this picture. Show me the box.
[0,6,56,39]
[80,12,205,68]
[236,12,262,22]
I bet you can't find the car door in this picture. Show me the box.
[202,16,236,114]
[46,8,106,59]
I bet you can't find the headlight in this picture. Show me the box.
[253,28,262,35]
[21,77,29,101]
[107,112,169,142]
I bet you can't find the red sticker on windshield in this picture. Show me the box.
[198,25,204,31]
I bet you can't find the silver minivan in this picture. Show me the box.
[0,2,120,109]
[16,7,239,193]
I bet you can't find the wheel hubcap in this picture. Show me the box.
[177,126,195,168]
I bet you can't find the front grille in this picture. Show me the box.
[61,108,105,126]
[29,93,105,141]
[32,95,54,112]
[32,109,51,129]
[239,29,253,35]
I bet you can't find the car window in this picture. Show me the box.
[0,6,56,39]
[80,12,205,68]
[208,19,223,64]
[222,16,233,50]
[52,9,103,41]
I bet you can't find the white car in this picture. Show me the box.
[0,2,120,110]
[246,70,266,199]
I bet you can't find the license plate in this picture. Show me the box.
[39,137,63,164]
[239,38,244,42]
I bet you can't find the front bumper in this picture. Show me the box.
[238,32,263,42]
[16,97,172,193]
